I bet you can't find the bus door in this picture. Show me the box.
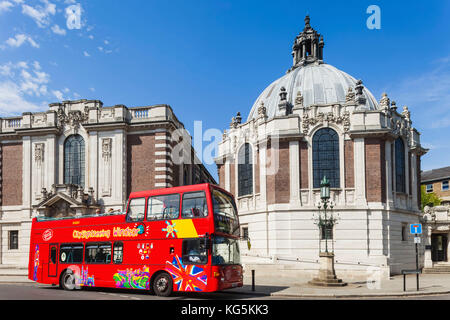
[48,244,58,277]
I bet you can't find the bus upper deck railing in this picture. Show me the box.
[36,211,126,222]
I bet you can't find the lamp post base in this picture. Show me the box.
[308,252,348,287]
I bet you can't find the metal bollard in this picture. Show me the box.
[251,270,255,292]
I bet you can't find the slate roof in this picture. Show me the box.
[421,166,450,183]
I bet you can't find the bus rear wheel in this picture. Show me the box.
[60,270,76,291]
[153,272,173,297]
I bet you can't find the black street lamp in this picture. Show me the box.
[315,176,338,253]
[309,176,346,287]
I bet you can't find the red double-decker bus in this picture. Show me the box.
[28,183,243,296]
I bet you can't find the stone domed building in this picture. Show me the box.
[215,16,428,279]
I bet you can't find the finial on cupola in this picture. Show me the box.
[304,15,311,29]
[291,15,325,71]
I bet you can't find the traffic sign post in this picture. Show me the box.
[409,223,422,291]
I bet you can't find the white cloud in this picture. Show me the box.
[32,61,41,70]
[388,56,450,128]
[0,1,13,13]
[51,24,67,36]
[21,0,56,28]
[52,89,63,101]
[4,34,39,49]
[89,87,95,92]
[83,50,90,57]
[0,81,44,115]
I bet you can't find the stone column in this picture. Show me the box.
[88,132,98,200]
[259,143,267,208]
[411,153,418,210]
[289,141,300,204]
[354,138,366,205]
[22,136,32,209]
[385,141,394,208]
[224,158,230,192]
[424,225,433,268]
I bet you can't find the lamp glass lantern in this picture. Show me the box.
[320,176,330,200]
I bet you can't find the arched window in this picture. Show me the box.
[64,135,85,187]
[313,128,340,188]
[238,143,253,197]
[395,138,406,193]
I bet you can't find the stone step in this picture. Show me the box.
[0,276,32,283]
[0,265,27,269]
[423,267,450,274]
[0,266,28,276]
[0,270,28,276]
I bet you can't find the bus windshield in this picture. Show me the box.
[212,188,239,236]
[212,236,241,265]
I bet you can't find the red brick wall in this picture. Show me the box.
[126,133,156,194]
[2,143,23,206]
[299,141,308,189]
[266,141,290,204]
[344,140,355,188]
[365,138,386,203]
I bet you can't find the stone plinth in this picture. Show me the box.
[309,252,347,287]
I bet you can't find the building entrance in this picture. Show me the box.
[431,234,448,262]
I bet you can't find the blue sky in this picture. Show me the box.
[0,0,449,180]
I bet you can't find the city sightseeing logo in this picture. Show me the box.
[42,229,53,241]
[72,227,141,240]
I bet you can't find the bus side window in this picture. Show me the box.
[148,194,180,221]
[60,244,83,264]
[127,198,146,222]
[182,192,208,218]
[85,243,111,264]
[113,242,123,264]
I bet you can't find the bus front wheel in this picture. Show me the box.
[152,272,173,297]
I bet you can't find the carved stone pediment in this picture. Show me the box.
[302,107,350,135]
[57,106,89,132]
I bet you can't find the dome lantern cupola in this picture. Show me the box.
[291,15,324,70]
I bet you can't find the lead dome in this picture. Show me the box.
[247,15,379,122]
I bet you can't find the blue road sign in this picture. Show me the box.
[410,223,422,235]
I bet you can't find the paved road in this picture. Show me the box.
[0,283,289,300]
[1,283,450,300]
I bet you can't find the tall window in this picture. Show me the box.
[395,138,406,193]
[313,128,340,188]
[238,143,253,197]
[64,135,85,187]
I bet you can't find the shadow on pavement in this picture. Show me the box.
[40,284,281,299]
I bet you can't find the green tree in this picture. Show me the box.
[421,185,442,211]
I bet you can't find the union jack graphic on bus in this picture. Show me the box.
[165,255,208,292]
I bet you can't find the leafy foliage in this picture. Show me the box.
[421,185,441,211]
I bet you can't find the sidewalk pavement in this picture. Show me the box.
[2,270,450,298]
[224,273,450,298]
